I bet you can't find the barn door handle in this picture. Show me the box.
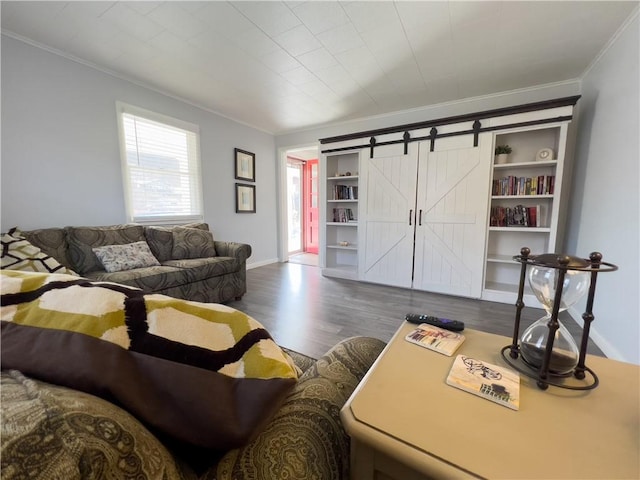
[419,210,423,226]
[409,209,413,226]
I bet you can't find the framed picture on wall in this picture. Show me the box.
[235,183,256,213]
[234,148,255,182]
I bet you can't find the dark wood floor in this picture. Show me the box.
[232,262,604,360]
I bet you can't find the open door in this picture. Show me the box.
[303,159,319,254]
[281,145,319,263]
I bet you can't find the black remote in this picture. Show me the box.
[405,313,465,332]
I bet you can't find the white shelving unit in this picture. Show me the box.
[483,124,570,305]
[321,151,360,280]
[317,96,578,302]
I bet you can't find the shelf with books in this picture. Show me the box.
[490,203,549,228]
[322,150,361,280]
[483,122,571,306]
[492,174,555,197]
[331,206,356,223]
[328,180,358,201]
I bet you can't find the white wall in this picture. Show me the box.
[566,12,639,364]
[276,82,581,149]
[1,36,279,266]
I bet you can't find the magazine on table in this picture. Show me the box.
[446,355,520,410]
[404,323,465,357]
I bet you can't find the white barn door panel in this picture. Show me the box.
[413,135,492,297]
[361,144,418,288]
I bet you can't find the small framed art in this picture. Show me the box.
[235,183,256,213]
[234,148,255,182]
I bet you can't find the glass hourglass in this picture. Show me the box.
[519,254,590,375]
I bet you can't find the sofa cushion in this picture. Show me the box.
[1,229,77,276]
[93,241,160,273]
[163,257,238,282]
[21,227,74,270]
[66,224,146,275]
[171,226,217,259]
[144,226,174,262]
[145,223,212,262]
[84,265,190,292]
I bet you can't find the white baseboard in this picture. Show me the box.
[247,258,279,270]
[568,306,625,361]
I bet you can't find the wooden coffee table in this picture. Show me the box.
[341,322,639,479]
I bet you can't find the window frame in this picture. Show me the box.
[116,101,204,224]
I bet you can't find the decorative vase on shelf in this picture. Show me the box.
[495,153,509,164]
[494,145,512,164]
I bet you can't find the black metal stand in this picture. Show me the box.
[503,248,617,391]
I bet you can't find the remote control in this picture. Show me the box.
[405,313,465,332]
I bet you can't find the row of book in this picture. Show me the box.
[492,175,555,196]
[490,204,545,228]
[332,208,356,223]
[332,184,358,200]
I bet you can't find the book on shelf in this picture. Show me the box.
[527,205,541,227]
[404,323,465,357]
[508,204,527,227]
[446,355,520,410]
[333,184,358,200]
[492,175,555,196]
[332,207,356,222]
[490,204,545,228]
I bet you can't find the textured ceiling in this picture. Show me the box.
[2,1,637,134]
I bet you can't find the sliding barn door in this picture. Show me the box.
[360,144,418,288]
[413,135,492,297]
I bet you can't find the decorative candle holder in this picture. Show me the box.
[501,247,618,390]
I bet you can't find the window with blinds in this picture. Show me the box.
[117,102,203,223]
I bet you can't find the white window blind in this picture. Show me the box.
[118,103,203,223]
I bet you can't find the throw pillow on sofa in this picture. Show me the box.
[171,226,217,259]
[1,228,77,276]
[65,224,147,275]
[93,241,160,273]
[144,226,174,262]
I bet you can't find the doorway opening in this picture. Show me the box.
[282,146,319,267]
[286,159,303,255]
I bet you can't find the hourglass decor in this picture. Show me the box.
[501,247,618,390]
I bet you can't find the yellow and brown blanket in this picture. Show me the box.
[1,270,298,452]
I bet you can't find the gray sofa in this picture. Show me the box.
[1,224,389,479]
[21,223,251,304]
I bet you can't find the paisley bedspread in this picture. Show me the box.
[1,370,198,480]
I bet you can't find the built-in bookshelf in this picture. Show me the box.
[322,151,360,280]
[483,125,570,306]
